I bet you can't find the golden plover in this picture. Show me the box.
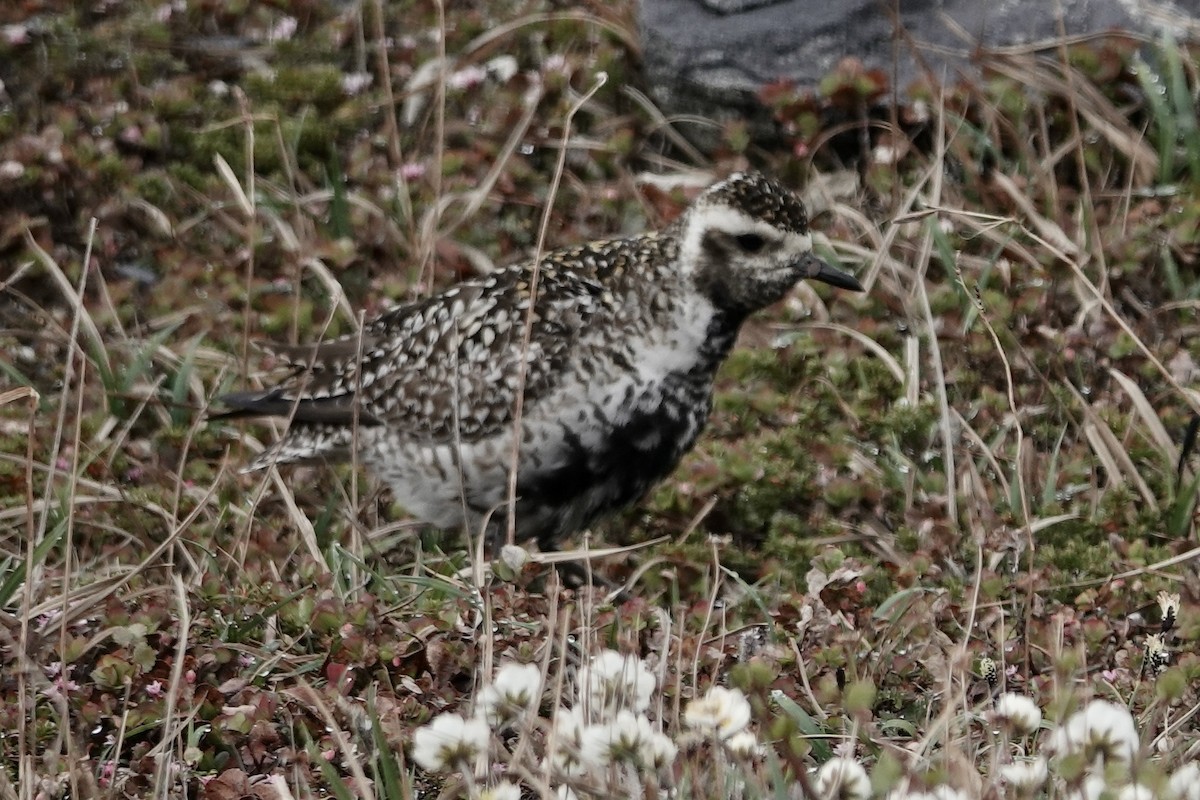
[219,172,862,549]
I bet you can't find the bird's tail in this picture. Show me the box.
[215,388,375,471]
[238,424,358,472]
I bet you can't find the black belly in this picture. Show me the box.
[516,385,711,549]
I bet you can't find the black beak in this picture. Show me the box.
[800,253,864,292]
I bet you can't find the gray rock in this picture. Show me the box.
[638,0,1200,136]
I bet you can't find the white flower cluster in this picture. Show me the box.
[813,758,970,800]
[549,649,677,791]
[997,696,1200,799]
[411,660,544,778]
[992,692,1042,735]
[1046,699,1139,766]
[886,784,970,800]
[410,651,685,798]
[684,685,761,757]
[807,697,1200,800]
[816,757,871,800]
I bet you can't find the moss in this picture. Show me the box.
[132,172,174,207]
[1107,331,1139,359]
[760,516,826,575]
[1030,517,1113,588]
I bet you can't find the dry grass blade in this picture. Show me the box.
[25,464,228,623]
[501,70,609,545]
[1063,544,1200,588]
[213,152,255,219]
[1071,379,1157,508]
[621,86,710,166]
[1108,367,1178,465]
[0,453,247,530]
[463,9,639,58]
[987,171,1079,258]
[982,51,1159,184]
[440,83,543,235]
[150,575,191,799]
[270,469,325,565]
[904,334,920,407]
[855,161,935,293]
[911,101,959,528]
[791,322,905,384]
[1030,513,1081,533]
[988,204,1200,422]
[286,680,377,800]
[21,227,109,375]
[0,387,39,407]
[529,536,670,565]
[300,257,357,329]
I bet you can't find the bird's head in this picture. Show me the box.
[677,172,862,314]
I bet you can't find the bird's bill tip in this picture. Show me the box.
[802,253,863,292]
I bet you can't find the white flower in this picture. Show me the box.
[479,783,521,800]
[580,710,652,769]
[1169,763,1200,800]
[546,706,586,776]
[930,787,968,800]
[815,757,870,800]
[266,15,297,42]
[479,662,542,727]
[1049,700,1139,765]
[642,728,678,771]
[547,702,668,779]
[725,730,761,759]
[486,55,519,83]
[1119,785,1154,800]
[999,758,1048,792]
[447,64,488,90]
[884,782,929,800]
[888,791,936,800]
[578,650,655,716]
[872,144,898,165]
[553,705,585,742]
[1068,773,1108,800]
[993,693,1042,734]
[341,71,373,96]
[0,160,24,180]
[684,686,752,740]
[410,712,489,773]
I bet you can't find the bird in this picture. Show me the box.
[218,172,863,553]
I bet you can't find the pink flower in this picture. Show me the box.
[400,162,426,181]
[2,25,29,46]
[42,675,79,701]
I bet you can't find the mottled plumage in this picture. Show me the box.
[219,172,863,549]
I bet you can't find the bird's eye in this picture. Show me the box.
[734,233,765,252]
